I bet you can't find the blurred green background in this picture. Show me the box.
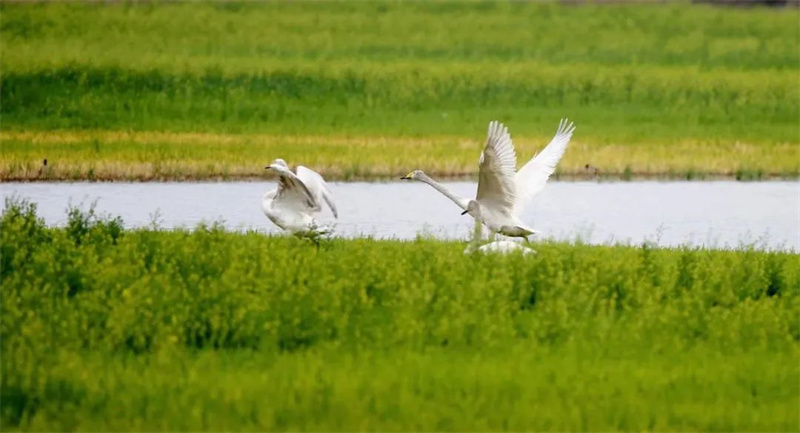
[1,1,798,180]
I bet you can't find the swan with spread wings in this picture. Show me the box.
[262,159,338,236]
[402,119,575,241]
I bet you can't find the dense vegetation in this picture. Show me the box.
[2,199,798,431]
[1,2,798,180]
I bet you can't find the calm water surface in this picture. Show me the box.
[2,181,798,251]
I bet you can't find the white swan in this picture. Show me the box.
[262,158,337,236]
[463,240,537,256]
[401,119,575,240]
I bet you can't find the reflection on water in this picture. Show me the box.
[2,181,798,251]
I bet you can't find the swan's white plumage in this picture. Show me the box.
[402,118,575,240]
[271,164,316,211]
[296,165,338,218]
[514,118,575,214]
[262,159,337,236]
[476,120,518,217]
[470,118,575,238]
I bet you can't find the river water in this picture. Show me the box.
[2,181,798,251]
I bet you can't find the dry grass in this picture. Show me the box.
[2,130,797,182]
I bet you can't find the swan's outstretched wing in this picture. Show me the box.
[514,118,575,214]
[272,165,318,213]
[476,120,518,215]
[296,165,338,218]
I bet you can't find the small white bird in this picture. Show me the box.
[402,119,575,241]
[262,158,338,236]
[463,240,537,256]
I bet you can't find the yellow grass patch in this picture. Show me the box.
[2,130,797,181]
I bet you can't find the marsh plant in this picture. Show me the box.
[1,199,798,430]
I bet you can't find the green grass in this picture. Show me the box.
[5,345,798,431]
[1,63,795,142]
[3,2,796,73]
[2,199,799,431]
[0,2,798,180]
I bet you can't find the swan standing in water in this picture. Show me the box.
[401,118,575,241]
[463,240,537,256]
[262,159,338,236]
[462,212,536,256]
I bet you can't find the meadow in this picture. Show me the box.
[1,2,798,180]
[2,3,798,430]
[2,199,799,431]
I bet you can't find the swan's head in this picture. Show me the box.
[400,170,424,180]
[461,200,480,216]
[265,158,289,170]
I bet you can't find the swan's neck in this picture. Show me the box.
[417,173,469,210]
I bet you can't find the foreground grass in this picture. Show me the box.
[1,2,798,180]
[5,345,797,431]
[2,200,799,431]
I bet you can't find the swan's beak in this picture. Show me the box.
[461,210,468,215]
[400,175,408,179]
[265,165,272,170]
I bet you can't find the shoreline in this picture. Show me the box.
[3,172,796,183]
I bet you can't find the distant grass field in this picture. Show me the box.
[1,2,798,180]
[2,200,799,431]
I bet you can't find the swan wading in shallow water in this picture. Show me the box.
[463,240,537,256]
[401,119,575,241]
[262,159,338,237]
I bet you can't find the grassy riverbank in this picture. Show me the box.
[2,200,798,430]
[4,130,796,181]
[1,2,797,181]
